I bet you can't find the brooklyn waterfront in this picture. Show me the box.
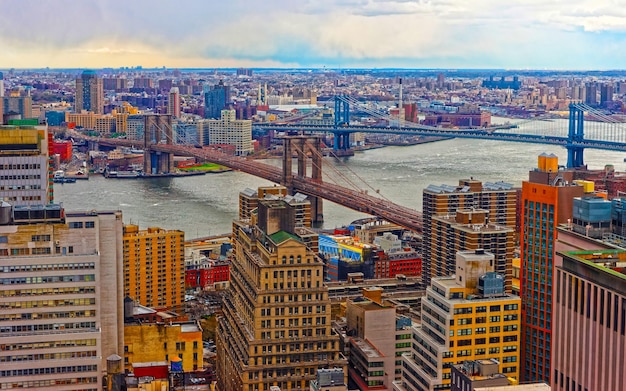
[55,137,626,239]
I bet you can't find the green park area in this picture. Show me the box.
[179,163,230,173]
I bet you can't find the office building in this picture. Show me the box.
[3,91,33,120]
[168,87,181,118]
[342,289,413,390]
[239,185,312,228]
[75,70,104,114]
[552,249,626,391]
[431,209,515,292]
[204,80,230,119]
[0,71,4,97]
[216,198,347,391]
[122,225,185,312]
[0,205,125,391]
[422,179,517,287]
[520,155,584,383]
[207,109,253,156]
[394,250,521,391]
[0,124,53,206]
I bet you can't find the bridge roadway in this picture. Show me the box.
[255,123,626,152]
[143,143,425,232]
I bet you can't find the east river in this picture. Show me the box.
[55,133,626,239]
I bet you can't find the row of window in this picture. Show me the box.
[0,286,95,297]
[0,262,95,273]
[0,164,42,170]
[0,321,96,334]
[0,350,97,362]
[0,185,42,191]
[1,274,95,285]
[0,365,98,377]
[0,174,42,180]
[0,379,97,390]
[69,221,95,229]
[0,310,96,322]
[0,338,97,351]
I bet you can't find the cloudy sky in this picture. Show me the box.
[1,0,625,69]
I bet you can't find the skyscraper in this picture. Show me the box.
[204,80,230,119]
[3,90,33,120]
[75,70,104,114]
[0,124,53,206]
[520,154,584,383]
[0,71,4,97]
[122,225,185,312]
[395,250,521,391]
[431,209,515,292]
[216,198,347,391]
[422,179,518,287]
[168,87,181,118]
[552,249,626,391]
[0,206,125,391]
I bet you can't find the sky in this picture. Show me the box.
[1,0,626,70]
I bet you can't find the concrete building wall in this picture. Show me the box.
[0,209,124,391]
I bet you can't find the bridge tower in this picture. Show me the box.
[333,96,351,151]
[567,103,585,168]
[143,114,174,175]
[282,135,324,224]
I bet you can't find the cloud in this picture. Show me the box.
[0,0,625,68]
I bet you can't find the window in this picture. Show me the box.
[69,222,84,229]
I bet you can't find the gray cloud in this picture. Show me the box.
[0,0,625,68]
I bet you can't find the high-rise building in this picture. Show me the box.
[3,91,33,120]
[75,70,104,114]
[122,225,185,311]
[422,179,517,287]
[519,154,584,383]
[343,289,413,389]
[551,249,626,391]
[0,124,53,206]
[204,80,230,119]
[239,185,312,228]
[168,87,181,118]
[394,250,521,391]
[216,198,347,391]
[0,206,125,391]
[584,83,598,106]
[0,71,4,97]
[431,209,515,292]
[600,83,614,106]
[207,109,253,156]
[102,77,128,92]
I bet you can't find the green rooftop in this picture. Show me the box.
[269,230,300,245]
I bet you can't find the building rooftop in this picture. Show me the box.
[350,337,383,359]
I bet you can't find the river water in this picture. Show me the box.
[55,122,626,239]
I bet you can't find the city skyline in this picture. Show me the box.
[1,0,625,70]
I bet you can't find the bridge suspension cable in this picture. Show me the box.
[289,138,392,202]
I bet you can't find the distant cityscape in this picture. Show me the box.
[2,67,626,391]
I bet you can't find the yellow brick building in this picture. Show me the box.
[124,321,203,373]
[216,199,347,391]
[396,250,521,391]
[123,225,185,311]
